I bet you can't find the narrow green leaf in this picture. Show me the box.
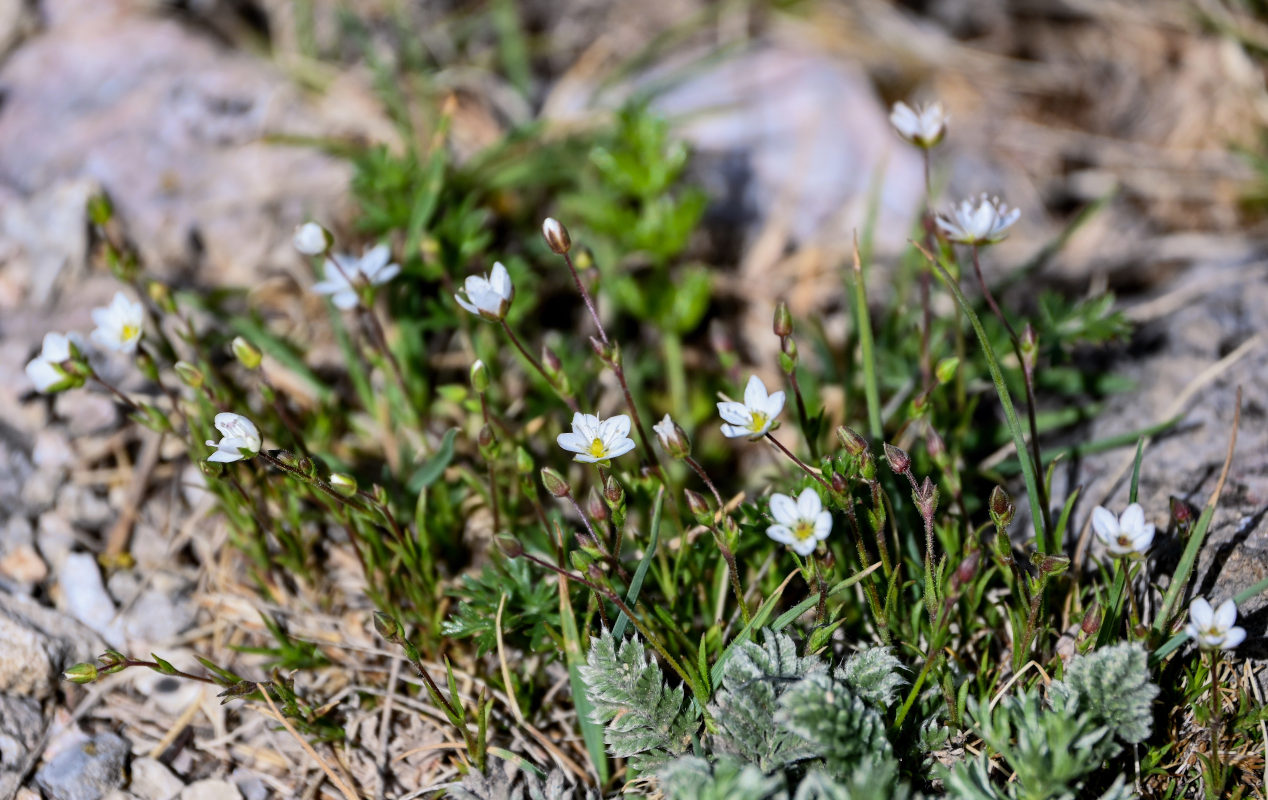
[613,487,663,640]
[408,428,458,492]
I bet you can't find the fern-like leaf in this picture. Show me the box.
[657,755,787,800]
[777,673,892,776]
[835,647,906,709]
[579,629,693,770]
[1048,643,1157,745]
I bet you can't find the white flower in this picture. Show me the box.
[889,101,947,148]
[205,412,261,463]
[293,222,330,255]
[90,291,144,354]
[556,412,636,464]
[766,488,833,556]
[25,332,83,393]
[1091,503,1155,558]
[652,413,689,457]
[717,375,785,439]
[313,244,400,310]
[936,194,1020,245]
[1185,597,1246,651]
[455,262,514,321]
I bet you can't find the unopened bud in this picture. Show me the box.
[542,345,563,376]
[709,320,735,356]
[773,301,793,338]
[541,467,570,497]
[133,351,159,383]
[1030,552,1070,577]
[586,488,608,522]
[542,217,571,255]
[495,534,525,559]
[989,486,1015,528]
[1020,324,1038,372]
[935,357,959,385]
[293,221,331,255]
[373,611,401,641]
[954,550,980,587]
[477,423,496,451]
[818,548,836,571]
[653,414,691,459]
[590,336,619,367]
[603,474,625,508]
[684,489,711,524]
[330,472,358,497]
[173,362,202,390]
[859,452,877,481]
[147,281,176,314]
[1081,602,1101,636]
[1170,496,1197,533]
[231,336,262,370]
[836,426,868,457]
[926,427,946,462]
[831,471,848,494]
[515,447,534,475]
[63,662,99,684]
[883,443,910,475]
[914,476,939,518]
[470,360,490,394]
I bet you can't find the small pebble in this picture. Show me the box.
[35,731,130,800]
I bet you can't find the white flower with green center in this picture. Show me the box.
[1091,502,1154,558]
[313,244,400,310]
[90,291,144,354]
[889,101,948,149]
[25,332,84,393]
[1185,598,1246,651]
[937,194,1020,245]
[557,412,635,464]
[455,262,514,321]
[766,488,832,556]
[205,412,262,463]
[717,374,785,439]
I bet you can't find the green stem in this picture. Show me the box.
[921,247,1048,551]
[851,245,883,438]
[663,329,688,423]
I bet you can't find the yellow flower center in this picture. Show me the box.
[747,411,768,433]
[588,438,607,458]
[122,324,139,342]
[793,521,816,541]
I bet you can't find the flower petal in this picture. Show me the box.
[490,262,512,300]
[814,511,833,541]
[604,438,636,459]
[1189,597,1214,628]
[1120,503,1146,536]
[763,390,786,419]
[796,488,822,518]
[1214,599,1238,630]
[332,290,360,310]
[454,294,480,316]
[766,525,794,545]
[717,401,752,427]
[557,432,586,453]
[743,374,768,409]
[720,424,749,438]
[768,493,797,526]
[1222,627,1246,649]
[791,537,817,556]
[1090,506,1118,544]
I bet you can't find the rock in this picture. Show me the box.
[120,579,197,645]
[0,592,102,698]
[32,428,75,469]
[0,694,48,798]
[0,541,48,588]
[229,769,267,800]
[178,780,241,800]
[57,553,126,647]
[35,731,130,800]
[0,435,34,510]
[133,664,204,718]
[0,179,96,306]
[59,484,115,530]
[36,510,78,572]
[20,466,63,513]
[128,757,183,800]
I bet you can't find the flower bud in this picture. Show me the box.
[495,533,525,559]
[293,221,331,256]
[934,357,959,385]
[1170,496,1197,537]
[515,446,534,475]
[373,611,402,641]
[831,471,848,494]
[603,474,625,508]
[477,423,496,451]
[586,488,608,522]
[1020,324,1038,373]
[542,217,571,254]
[836,426,868,457]
[859,452,877,482]
[63,662,99,684]
[653,414,691,459]
[926,427,946,462]
[590,336,619,367]
[541,467,570,497]
[954,550,980,588]
[231,336,263,370]
[147,280,176,314]
[914,476,939,519]
[989,486,1015,528]
[684,489,711,525]
[470,359,490,394]
[883,443,911,475]
[542,345,563,377]
[330,472,358,497]
[1080,602,1101,636]
[773,301,793,338]
[818,548,836,571]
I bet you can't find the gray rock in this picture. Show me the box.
[35,731,130,800]
[178,780,241,800]
[36,510,78,572]
[59,484,115,530]
[0,694,48,798]
[20,467,63,514]
[54,392,120,438]
[0,592,102,698]
[229,769,267,800]
[58,553,126,647]
[128,757,183,800]
[120,575,196,645]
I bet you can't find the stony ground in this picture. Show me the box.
[1,1,1267,798]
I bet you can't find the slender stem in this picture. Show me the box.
[90,374,145,415]
[564,488,628,580]
[562,252,608,345]
[851,235,883,438]
[612,359,655,459]
[498,320,578,412]
[684,455,725,509]
[360,306,412,409]
[120,658,220,685]
[711,529,750,625]
[916,242,1049,550]
[765,433,832,492]
[787,369,818,460]
[1209,649,1223,780]
[970,246,1051,534]
[919,149,934,387]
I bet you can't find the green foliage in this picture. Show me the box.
[794,760,916,800]
[1048,643,1158,746]
[442,556,561,657]
[777,672,892,776]
[711,630,827,771]
[1035,291,1130,352]
[579,629,695,771]
[835,647,907,709]
[658,756,788,800]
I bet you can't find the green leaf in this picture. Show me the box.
[408,428,458,492]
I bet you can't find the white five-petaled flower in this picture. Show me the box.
[25,332,83,393]
[293,222,330,256]
[766,488,833,556]
[205,412,262,463]
[936,194,1020,245]
[718,375,785,439]
[90,291,144,354]
[1091,503,1155,558]
[556,412,636,464]
[1185,597,1246,651]
[889,101,948,149]
[313,244,400,310]
[454,262,514,321]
